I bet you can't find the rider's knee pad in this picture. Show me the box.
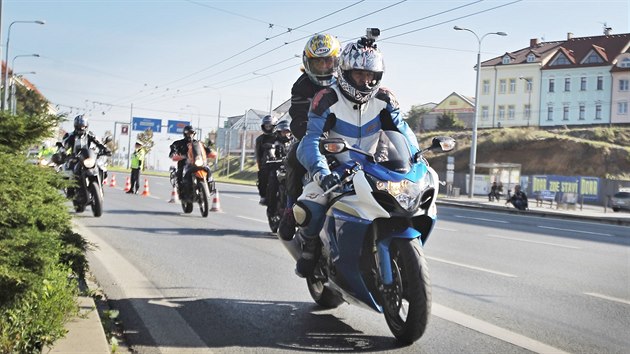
[293,201,310,227]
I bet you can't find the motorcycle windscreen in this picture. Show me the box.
[370,131,413,174]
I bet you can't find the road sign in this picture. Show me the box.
[132,117,162,133]
[167,120,191,134]
[121,125,129,135]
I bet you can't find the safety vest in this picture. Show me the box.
[131,148,145,169]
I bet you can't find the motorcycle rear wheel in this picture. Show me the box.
[197,180,210,217]
[90,181,104,217]
[307,272,344,309]
[382,238,431,344]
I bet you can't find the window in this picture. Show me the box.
[563,105,570,120]
[620,79,629,91]
[508,105,515,120]
[527,54,536,63]
[509,79,516,93]
[482,80,490,95]
[551,53,571,66]
[620,58,630,68]
[597,76,604,90]
[595,104,602,119]
[618,102,628,115]
[498,105,505,120]
[564,78,571,92]
[580,77,587,91]
[547,106,554,121]
[481,106,489,120]
[524,78,532,92]
[499,79,507,94]
[524,104,531,119]
[583,50,604,64]
[502,55,511,65]
[549,79,555,92]
[579,104,585,120]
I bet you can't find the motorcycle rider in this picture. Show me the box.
[293,31,420,278]
[169,125,212,199]
[265,120,293,219]
[277,33,341,241]
[255,115,278,205]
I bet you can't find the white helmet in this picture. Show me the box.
[337,39,385,104]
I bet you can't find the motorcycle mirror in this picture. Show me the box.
[433,136,456,152]
[56,142,63,148]
[319,138,347,154]
[103,135,113,144]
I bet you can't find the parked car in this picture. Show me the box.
[610,191,630,212]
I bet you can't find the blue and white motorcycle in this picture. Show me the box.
[280,131,455,343]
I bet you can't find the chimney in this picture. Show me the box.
[530,38,540,48]
[567,32,573,40]
[604,26,612,36]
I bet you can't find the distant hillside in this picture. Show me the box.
[421,126,630,180]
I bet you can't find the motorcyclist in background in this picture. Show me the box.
[255,115,278,205]
[62,115,111,173]
[293,30,420,278]
[277,33,341,241]
[169,125,214,198]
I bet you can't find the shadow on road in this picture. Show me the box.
[109,296,410,352]
[89,224,277,239]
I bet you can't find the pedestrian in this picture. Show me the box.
[488,181,498,201]
[127,141,145,194]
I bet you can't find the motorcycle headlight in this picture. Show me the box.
[83,157,96,169]
[194,157,204,167]
[370,172,434,212]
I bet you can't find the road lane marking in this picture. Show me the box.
[427,256,517,278]
[435,226,458,232]
[455,215,509,223]
[537,225,614,237]
[486,234,581,249]
[584,292,630,306]
[236,215,267,223]
[432,303,570,354]
[221,194,241,198]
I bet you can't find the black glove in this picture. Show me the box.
[103,148,112,156]
[319,172,340,192]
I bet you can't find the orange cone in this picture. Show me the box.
[141,179,151,196]
[109,174,117,187]
[168,186,179,203]
[124,176,131,192]
[210,189,221,212]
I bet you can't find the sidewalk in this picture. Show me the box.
[437,194,630,226]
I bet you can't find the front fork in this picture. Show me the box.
[373,224,422,286]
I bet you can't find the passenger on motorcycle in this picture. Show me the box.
[293,35,420,278]
[168,125,213,198]
[277,33,341,241]
[255,115,278,206]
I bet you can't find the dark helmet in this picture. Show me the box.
[183,125,196,138]
[275,120,290,133]
[261,115,276,135]
[73,115,88,135]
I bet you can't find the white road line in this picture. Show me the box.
[236,215,267,223]
[537,225,614,237]
[432,303,570,354]
[435,226,458,232]
[221,194,240,198]
[584,292,630,306]
[455,215,509,223]
[427,256,517,278]
[486,234,581,249]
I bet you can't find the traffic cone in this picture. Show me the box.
[124,176,131,192]
[210,190,221,212]
[141,179,151,196]
[109,174,117,187]
[168,186,179,203]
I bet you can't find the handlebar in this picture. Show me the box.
[322,162,362,196]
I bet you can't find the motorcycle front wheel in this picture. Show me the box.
[181,201,193,214]
[197,179,210,217]
[90,181,104,217]
[382,238,431,344]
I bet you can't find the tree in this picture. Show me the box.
[436,111,466,130]
[405,105,431,132]
[15,84,50,117]
[136,128,154,154]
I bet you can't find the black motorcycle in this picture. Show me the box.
[53,137,111,217]
[265,158,288,233]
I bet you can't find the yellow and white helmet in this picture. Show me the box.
[302,34,341,87]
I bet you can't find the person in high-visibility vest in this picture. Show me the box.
[127,142,146,194]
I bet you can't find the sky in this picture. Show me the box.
[3,0,629,170]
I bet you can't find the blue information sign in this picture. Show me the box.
[167,120,191,134]
[132,117,162,133]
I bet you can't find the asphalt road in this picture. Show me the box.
[78,175,630,353]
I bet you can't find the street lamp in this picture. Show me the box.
[10,71,36,115]
[9,54,40,114]
[186,104,201,136]
[253,72,274,116]
[519,77,532,127]
[2,20,45,111]
[454,26,507,198]
[204,85,223,131]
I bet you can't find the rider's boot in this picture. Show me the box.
[278,206,296,241]
[295,231,320,278]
